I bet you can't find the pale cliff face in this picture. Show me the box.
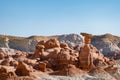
[91,34,120,58]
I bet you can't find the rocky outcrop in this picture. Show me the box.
[0,33,120,60]
[44,39,60,49]
[58,34,83,48]
[33,62,47,72]
[104,60,120,80]
[91,34,120,58]
[15,61,33,76]
[0,66,16,80]
[51,64,85,76]
[89,67,116,80]
[0,37,119,80]
[79,33,115,71]
[32,38,116,76]
[80,32,93,44]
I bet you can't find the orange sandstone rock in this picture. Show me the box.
[15,61,33,76]
[80,33,93,44]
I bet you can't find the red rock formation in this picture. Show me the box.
[0,38,118,79]
[50,64,85,76]
[37,40,45,46]
[32,44,45,58]
[15,61,33,76]
[46,48,61,59]
[80,33,93,44]
[34,62,46,72]
[79,44,95,70]
[9,60,18,67]
[79,33,116,71]
[1,56,14,66]
[32,39,60,59]
[0,52,5,59]
[104,65,118,73]
[0,66,8,80]
[37,39,60,49]
[0,66,16,80]
[79,44,116,71]
[60,43,69,48]
[58,48,71,64]
[44,39,60,49]
[0,48,10,59]
[24,59,37,66]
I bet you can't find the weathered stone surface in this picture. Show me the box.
[0,66,16,80]
[44,39,60,49]
[34,62,46,72]
[79,44,116,71]
[79,44,95,70]
[0,37,119,80]
[1,56,14,66]
[58,48,71,64]
[15,61,33,76]
[104,64,120,80]
[91,34,120,58]
[58,34,83,48]
[50,64,85,76]
[81,33,93,44]
[60,43,69,48]
[89,67,116,80]
[32,44,45,58]
[0,66,8,79]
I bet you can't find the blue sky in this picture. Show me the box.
[0,0,120,36]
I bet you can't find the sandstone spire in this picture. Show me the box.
[80,32,93,44]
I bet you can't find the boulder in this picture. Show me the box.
[46,48,61,59]
[32,45,45,58]
[44,39,60,49]
[34,62,46,72]
[60,43,69,48]
[0,48,14,59]
[0,66,8,79]
[24,59,37,66]
[9,60,18,67]
[1,59,10,66]
[0,66,16,80]
[58,48,71,64]
[1,56,14,66]
[15,61,33,76]
[0,51,5,59]
[37,40,45,46]
[32,39,60,59]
